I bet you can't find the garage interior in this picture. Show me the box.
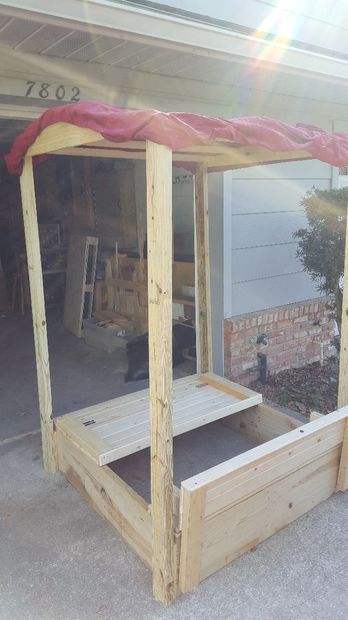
[0,115,247,482]
[0,119,201,439]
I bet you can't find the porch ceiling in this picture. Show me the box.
[0,12,244,84]
[0,4,348,114]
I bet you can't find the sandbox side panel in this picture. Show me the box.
[200,445,340,581]
[179,412,347,591]
[56,430,152,568]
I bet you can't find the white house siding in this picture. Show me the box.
[223,160,332,317]
[148,1,348,56]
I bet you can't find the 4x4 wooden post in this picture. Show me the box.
[194,165,212,374]
[19,157,57,473]
[146,140,175,605]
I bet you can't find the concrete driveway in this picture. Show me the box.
[1,432,347,620]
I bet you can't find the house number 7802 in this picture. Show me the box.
[25,81,81,102]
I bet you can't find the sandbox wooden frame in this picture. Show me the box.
[19,120,348,606]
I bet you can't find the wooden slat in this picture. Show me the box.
[86,139,146,149]
[194,166,212,373]
[53,147,147,159]
[146,139,175,605]
[338,205,348,407]
[53,146,212,163]
[27,122,102,156]
[182,407,348,492]
[98,388,232,438]
[199,373,249,400]
[310,411,324,421]
[205,148,312,171]
[179,409,348,587]
[336,417,348,491]
[56,430,152,567]
[55,373,262,466]
[19,157,57,473]
[63,235,98,337]
[223,402,303,444]
[203,422,344,516]
[179,487,206,593]
[72,374,194,421]
[56,415,110,465]
[98,393,252,449]
[200,447,341,581]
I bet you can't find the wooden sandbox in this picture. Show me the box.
[9,105,348,605]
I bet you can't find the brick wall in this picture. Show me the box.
[224,298,336,386]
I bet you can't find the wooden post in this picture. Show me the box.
[338,205,348,407]
[146,141,175,605]
[194,165,213,374]
[20,157,57,473]
[336,418,348,492]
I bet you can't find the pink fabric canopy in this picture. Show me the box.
[5,101,348,174]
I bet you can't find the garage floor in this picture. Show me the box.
[1,310,348,619]
[0,308,194,441]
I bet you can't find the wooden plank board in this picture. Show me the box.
[200,446,341,581]
[27,123,102,156]
[179,408,348,589]
[203,422,344,516]
[19,157,57,472]
[55,373,262,466]
[223,402,303,444]
[53,146,213,162]
[146,139,175,605]
[179,486,206,593]
[194,166,212,373]
[336,417,348,491]
[181,407,348,492]
[63,235,98,337]
[56,430,152,567]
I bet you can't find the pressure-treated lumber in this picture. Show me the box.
[55,373,262,466]
[56,429,152,566]
[201,447,340,581]
[338,205,348,407]
[337,417,348,491]
[53,146,210,163]
[223,402,303,444]
[27,122,102,156]
[146,140,175,605]
[182,408,348,492]
[310,411,324,422]
[180,407,348,589]
[63,235,98,337]
[205,148,312,172]
[19,157,57,472]
[179,486,206,593]
[194,165,212,373]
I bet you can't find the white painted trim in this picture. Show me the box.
[223,172,233,319]
[1,1,348,83]
[0,102,45,118]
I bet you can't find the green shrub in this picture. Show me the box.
[294,187,348,333]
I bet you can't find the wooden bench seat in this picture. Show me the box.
[55,373,262,466]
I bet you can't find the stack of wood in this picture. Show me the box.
[94,255,195,335]
[94,253,148,334]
